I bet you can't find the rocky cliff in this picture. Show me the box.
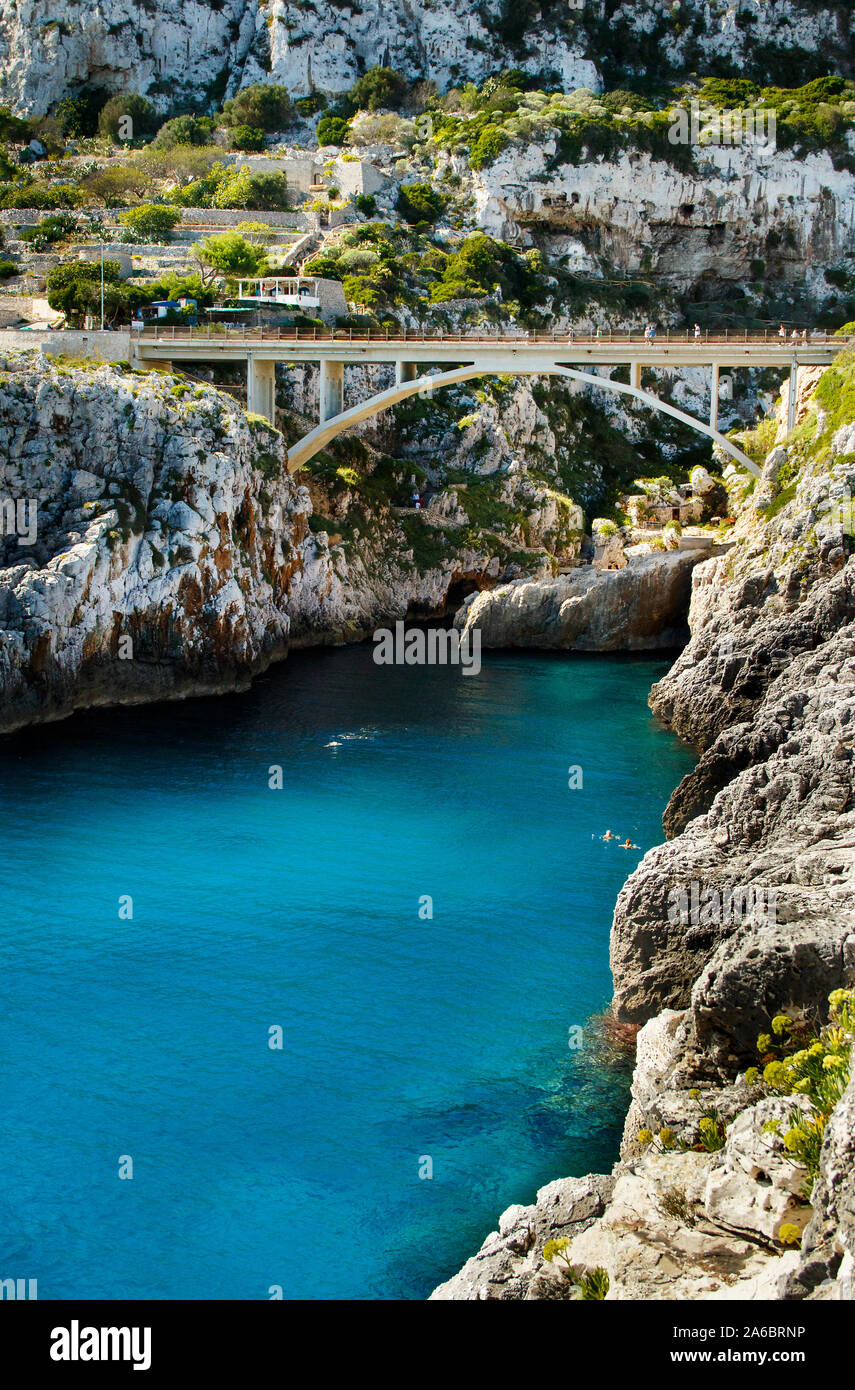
[433,350,855,1301]
[0,1,851,117]
[471,138,855,309]
[454,549,705,652]
[0,347,311,730]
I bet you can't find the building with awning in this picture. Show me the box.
[232,277,347,324]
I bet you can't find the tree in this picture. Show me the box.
[54,86,109,137]
[97,94,158,143]
[302,254,344,280]
[145,271,215,307]
[348,67,408,113]
[221,83,292,132]
[81,162,156,206]
[230,125,265,151]
[0,105,32,142]
[194,232,267,284]
[317,115,350,147]
[118,205,181,242]
[152,115,215,149]
[233,171,290,210]
[46,259,122,323]
[170,163,289,211]
[136,144,221,183]
[396,182,445,226]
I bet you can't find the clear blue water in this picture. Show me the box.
[0,645,694,1300]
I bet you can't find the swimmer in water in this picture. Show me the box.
[622,838,638,849]
[602,830,616,841]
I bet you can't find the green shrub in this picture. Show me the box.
[230,125,265,152]
[317,115,351,147]
[347,66,408,113]
[118,204,180,241]
[294,93,327,118]
[429,232,542,306]
[0,259,19,279]
[0,104,32,142]
[152,115,215,149]
[0,182,83,209]
[97,94,158,143]
[221,83,292,132]
[19,213,77,249]
[396,181,445,225]
[469,126,508,169]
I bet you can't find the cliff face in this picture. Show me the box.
[435,352,855,1302]
[0,349,310,730]
[0,1,850,116]
[471,140,855,302]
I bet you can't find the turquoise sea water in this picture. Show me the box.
[0,645,694,1300]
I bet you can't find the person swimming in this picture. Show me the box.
[602,830,616,841]
[622,838,638,849]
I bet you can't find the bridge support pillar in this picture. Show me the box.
[710,363,720,431]
[395,361,417,386]
[247,357,276,427]
[320,359,344,423]
[629,361,641,391]
[787,362,798,433]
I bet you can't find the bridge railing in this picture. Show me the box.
[137,324,849,347]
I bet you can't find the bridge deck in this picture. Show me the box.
[136,325,849,369]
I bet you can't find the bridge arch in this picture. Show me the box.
[286,361,760,476]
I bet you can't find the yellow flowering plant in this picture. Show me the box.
[755,988,853,1192]
[542,1240,610,1300]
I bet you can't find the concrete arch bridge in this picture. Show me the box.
[134,326,849,478]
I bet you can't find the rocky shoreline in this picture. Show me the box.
[433,365,855,1300]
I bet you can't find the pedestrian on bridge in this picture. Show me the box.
[694,323,701,340]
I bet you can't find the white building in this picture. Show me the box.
[233,276,348,322]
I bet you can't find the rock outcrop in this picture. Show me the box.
[430,1173,615,1301]
[0,349,310,731]
[473,138,855,300]
[454,549,706,651]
